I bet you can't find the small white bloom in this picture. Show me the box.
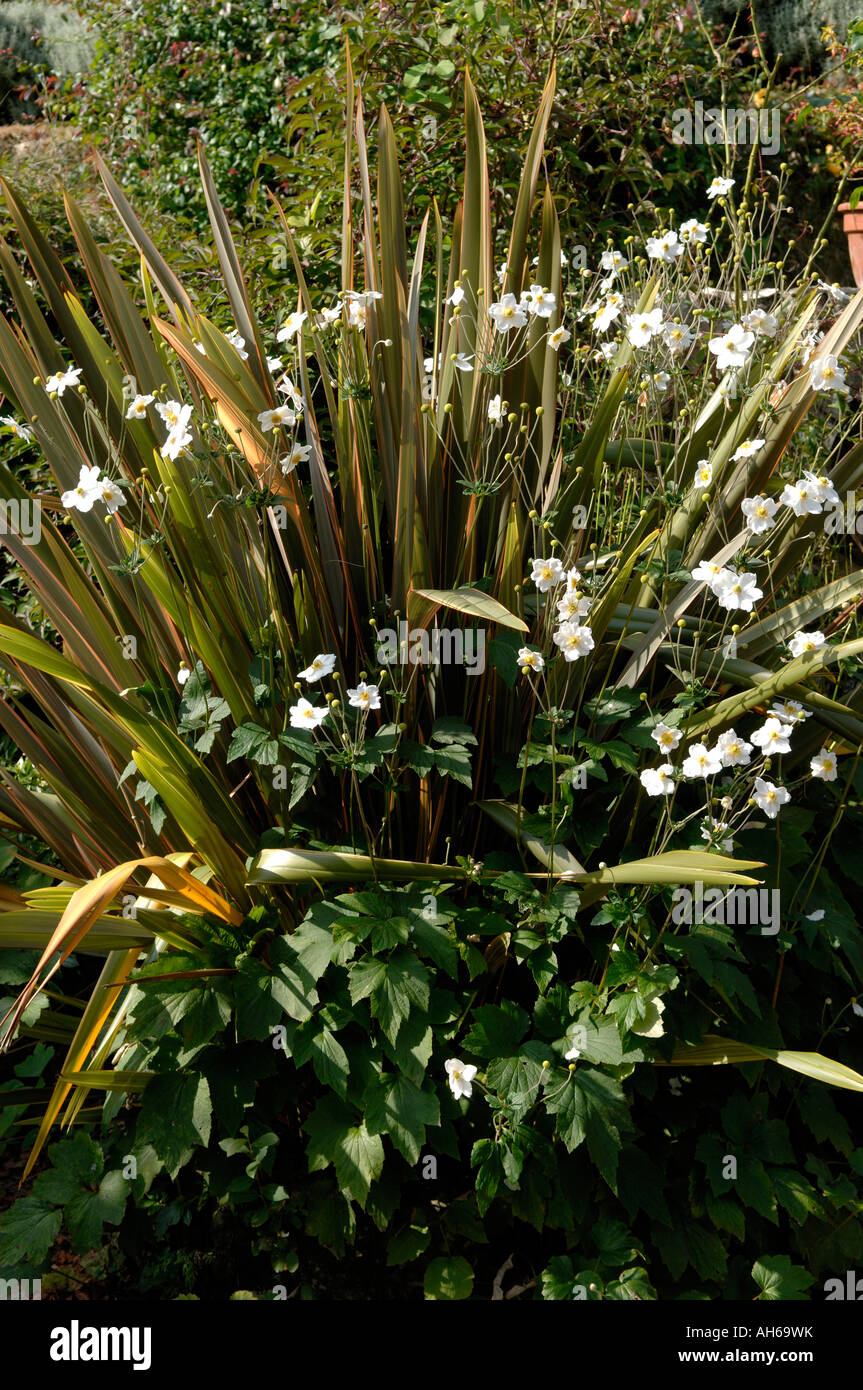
[716,728,752,767]
[44,366,83,396]
[556,591,591,622]
[700,819,733,853]
[257,404,297,433]
[289,697,329,730]
[741,308,778,338]
[679,218,708,245]
[751,776,790,818]
[663,321,694,353]
[226,328,248,359]
[801,470,839,507]
[708,324,754,371]
[800,329,825,365]
[780,480,822,516]
[553,622,595,662]
[693,459,713,489]
[731,438,765,462]
[626,308,665,347]
[810,748,838,781]
[530,556,565,592]
[682,743,723,779]
[156,400,187,429]
[788,629,826,658]
[266,355,284,373]
[547,324,571,352]
[741,495,779,534]
[346,290,383,308]
[751,718,792,755]
[446,286,466,306]
[61,464,101,513]
[489,293,529,333]
[125,393,155,420]
[713,568,763,612]
[347,300,367,329]
[769,699,809,724]
[592,292,624,333]
[522,284,557,318]
[646,229,684,262]
[488,393,505,424]
[280,443,312,474]
[600,249,628,273]
[0,414,33,440]
[640,763,675,796]
[445,1057,477,1099]
[564,1044,582,1061]
[651,722,682,753]
[598,340,619,360]
[298,653,337,682]
[277,376,304,412]
[451,352,474,372]
[347,681,381,711]
[691,558,727,587]
[160,404,194,460]
[517,647,545,673]
[97,479,126,514]
[276,310,308,342]
[816,280,850,304]
[177,663,191,686]
[707,175,735,200]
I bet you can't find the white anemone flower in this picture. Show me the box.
[810,748,838,781]
[751,777,790,818]
[276,310,308,342]
[708,324,754,370]
[751,718,792,755]
[445,1058,477,1099]
[788,629,826,658]
[530,557,565,592]
[681,743,723,779]
[640,764,675,796]
[289,698,329,730]
[553,622,595,661]
[297,653,337,682]
[347,681,381,711]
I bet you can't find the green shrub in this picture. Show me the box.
[1,69,863,1302]
[64,2,766,261]
[0,1,91,121]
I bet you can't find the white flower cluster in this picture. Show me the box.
[487,284,569,354]
[288,652,381,732]
[691,560,762,612]
[61,464,125,515]
[640,675,838,819]
[523,558,594,668]
[729,469,839,538]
